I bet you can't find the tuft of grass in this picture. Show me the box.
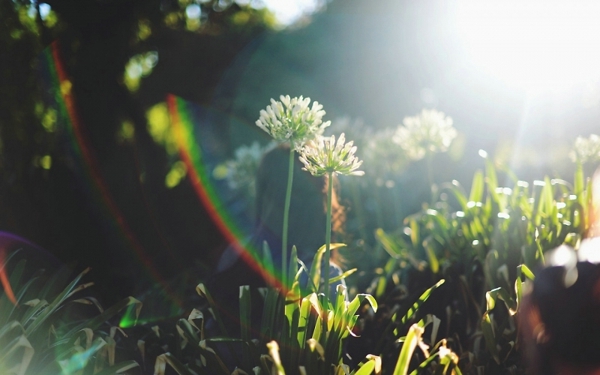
[153,243,378,375]
[0,254,141,375]
[354,157,589,373]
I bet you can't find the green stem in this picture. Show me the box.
[426,153,435,204]
[324,171,333,310]
[282,146,295,289]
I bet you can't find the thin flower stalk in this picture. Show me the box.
[256,95,330,289]
[282,145,294,288]
[299,133,364,310]
[325,170,333,307]
[393,109,456,201]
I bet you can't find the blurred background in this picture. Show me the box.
[2,0,600,307]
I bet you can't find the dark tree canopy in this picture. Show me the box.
[1,0,275,304]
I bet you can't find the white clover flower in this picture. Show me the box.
[255,95,331,150]
[392,109,457,161]
[298,133,364,177]
[570,134,600,163]
[224,141,275,194]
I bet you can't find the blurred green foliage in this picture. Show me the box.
[0,0,276,304]
[0,252,141,374]
[349,157,590,374]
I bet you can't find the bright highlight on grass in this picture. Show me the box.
[456,0,600,90]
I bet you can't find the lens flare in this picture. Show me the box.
[41,41,290,326]
[166,94,284,291]
[41,42,183,310]
[0,249,16,305]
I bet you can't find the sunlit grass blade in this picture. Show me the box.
[308,243,346,293]
[329,268,357,284]
[155,352,197,375]
[481,311,499,364]
[260,287,282,340]
[469,170,484,204]
[25,266,90,336]
[401,279,444,324]
[423,236,440,274]
[267,341,286,375]
[393,323,424,375]
[0,334,33,375]
[352,354,381,375]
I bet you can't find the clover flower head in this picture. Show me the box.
[255,95,331,150]
[225,141,275,193]
[570,134,600,164]
[392,109,457,161]
[298,133,364,177]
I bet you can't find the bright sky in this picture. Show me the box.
[456,0,600,91]
[256,0,323,25]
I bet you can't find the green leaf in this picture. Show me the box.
[410,220,420,248]
[376,229,407,259]
[445,181,468,210]
[517,264,535,281]
[266,341,286,375]
[0,334,33,375]
[469,170,484,203]
[409,352,439,375]
[393,323,424,375]
[346,293,378,318]
[486,287,517,315]
[354,358,376,375]
[402,279,444,324]
[155,352,197,375]
[481,312,500,364]
[308,243,346,293]
[25,267,91,336]
[329,268,357,284]
[423,237,440,274]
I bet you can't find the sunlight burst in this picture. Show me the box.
[456,0,600,90]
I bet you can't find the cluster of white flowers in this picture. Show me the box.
[362,127,408,175]
[255,95,331,150]
[299,133,364,177]
[325,117,407,177]
[392,109,457,161]
[224,141,275,193]
[570,134,600,164]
